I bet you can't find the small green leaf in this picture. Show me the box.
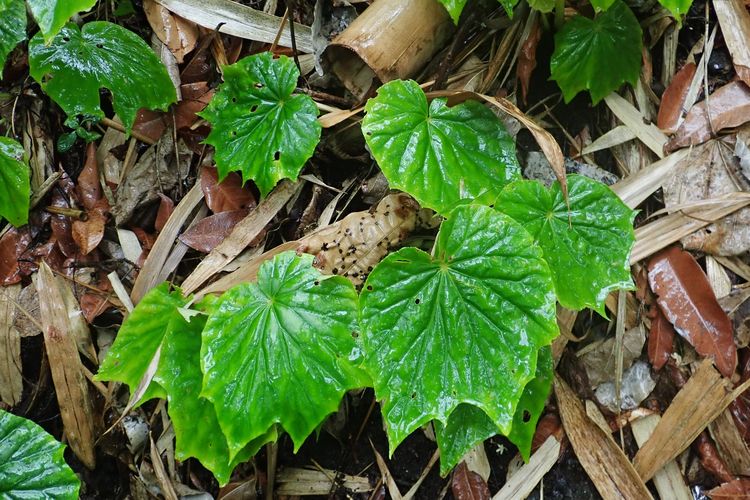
[528,0,555,12]
[27,0,96,42]
[437,0,468,23]
[28,22,177,133]
[590,0,616,11]
[200,52,321,196]
[360,205,558,453]
[435,404,498,477]
[0,137,30,227]
[507,345,553,461]
[362,80,520,215]
[201,252,367,458]
[0,409,80,499]
[659,0,692,20]
[0,0,26,69]
[153,305,275,485]
[96,283,185,405]
[495,175,636,314]
[550,0,642,103]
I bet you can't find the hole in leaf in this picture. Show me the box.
[351,331,359,338]
[522,410,531,423]
[62,36,70,42]
[231,131,237,137]
[411,392,416,399]
[254,82,264,89]
[250,104,258,112]
[366,285,373,291]
[231,97,237,103]
[273,151,281,161]
[415,298,420,304]
[313,280,320,286]
[96,43,103,49]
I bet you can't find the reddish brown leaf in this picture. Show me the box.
[531,413,564,453]
[730,349,750,443]
[143,0,198,63]
[181,49,212,84]
[516,18,542,106]
[708,478,750,499]
[76,143,104,211]
[200,166,256,214]
[132,108,168,144]
[179,209,265,253]
[648,306,675,371]
[451,462,490,500]
[155,193,174,232]
[72,210,107,256]
[695,430,734,483]
[80,276,113,323]
[0,228,32,285]
[174,82,214,130]
[657,62,696,133]
[49,178,78,257]
[666,81,750,152]
[648,246,737,377]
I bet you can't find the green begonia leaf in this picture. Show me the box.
[507,345,553,461]
[27,0,97,42]
[359,205,559,454]
[495,175,636,314]
[0,0,26,69]
[200,52,321,196]
[96,282,184,404]
[0,409,80,499]
[201,252,367,458]
[550,0,642,103]
[528,0,555,13]
[434,346,553,475]
[0,137,30,227]
[590,0,616,11]
[438,0,517,23]
[153,300,275,485]
[362,79,520,215]
[659,0,692,20]
[28,21,177,134]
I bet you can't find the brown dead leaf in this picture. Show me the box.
[0,227,32,285]
[155,193,174,232]
[72,205,107,256]
[200,166,256,214]
[657,62,696,134]
[695,430,734,483]
[666,81,750,152]
[143,0,198,63]
[180,209,265,253]
[531,413,563,453]
[648,306,675,371]
[516,18,542,106]
[49,174,78,257]
[174,82,214,130]
[451,462,489,500]
[76,143,103,210]
[708,478,750,499]
[648,246,737,377]
[131,109,168,144]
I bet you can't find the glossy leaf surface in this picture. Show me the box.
[201,251,366,458]
[648,246,736,377]
[360,205,558,452]
[362,80,520,215]
[590,0,616,10]
[659,0,692,20]
[153,301,274,485]
[550,1,642,103]
[28,22,176,133]
[0,409,80,499]
[495,175,636,314]
[0,0,25,68]
[0,137,30,227]
[200,52,321,196]
[27,0,97,42]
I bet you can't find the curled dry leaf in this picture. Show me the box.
[648,306,676,371]
[517,18,542,106]
[179,209,266,253]
[531,413,564,454]
[647,246,737,377]
[298,193,439,287]
[0,227,32,285]
[143,0,198,63]
[155,193,174,232]
[657,62,696,134]
[200,166,256,214]
[49,175,77,257]
[694,430,734,483]
[132,109,168,144]
[708,478,750,499]
[666,81,750,152]
[72,144,110,255]
[451,462,490,500]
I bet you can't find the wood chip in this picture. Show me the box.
[633,359,750,481]
[275,467,373,495]
[709,408,750,476]
[492,436,561,500]
[554,374,652,499]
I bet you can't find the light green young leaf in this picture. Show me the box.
[0,409,80,499]
[0,137,30,227]
[528,0,555,13]
[0,0,26,69]
[359,205,559,455]
[438,0,518,22]
[28,21,177,133]
[27,0,97,42]
[201,252,367,458]
[200,52,321,196]
[362,79,520,215]
[494,175,636,314]
[550,0,642,103]
[659,0,692,20]
[590,0,616,11]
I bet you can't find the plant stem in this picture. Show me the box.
[554,0,565,29]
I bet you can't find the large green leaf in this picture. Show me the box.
[359,205,559,452]
[200,251,367,458]
[0,0,26,69]
[28,21,177,133]
[550,0,642,103]
[0,409,80,499]
[27,0,97,42]
[200,52,321,196]
[361,79,520,215]
[495,175,636,314]
[0,137,30,227]
[153,300,276,485]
